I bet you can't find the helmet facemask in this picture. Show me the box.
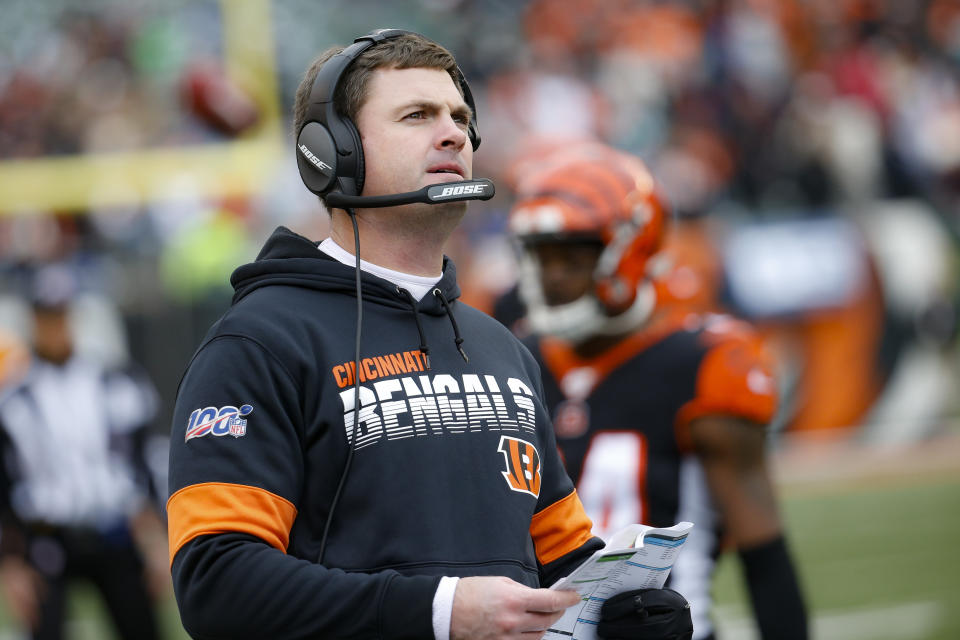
[516,237,658,344]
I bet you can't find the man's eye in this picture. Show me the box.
[405,111,425,120]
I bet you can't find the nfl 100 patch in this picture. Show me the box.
[185,404,253,442]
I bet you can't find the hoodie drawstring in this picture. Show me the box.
[398,288,432,370]
[433,288,469,363]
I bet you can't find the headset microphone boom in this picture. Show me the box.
[324,178,494,209]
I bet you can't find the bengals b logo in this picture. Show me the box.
[498,436,542,498]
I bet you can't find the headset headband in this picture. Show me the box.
[296,29,481,199]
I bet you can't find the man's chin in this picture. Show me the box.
[410,198,468,218]
[393,199,467,232]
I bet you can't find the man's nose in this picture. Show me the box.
[436,113,467,150]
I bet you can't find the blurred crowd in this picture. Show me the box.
[0,0,958,440]
[479,0,960,211]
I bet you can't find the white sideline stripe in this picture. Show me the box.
[713,600,943,640]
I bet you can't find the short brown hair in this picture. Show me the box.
[292,32,465,141]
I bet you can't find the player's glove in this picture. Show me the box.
[597,588,693,640]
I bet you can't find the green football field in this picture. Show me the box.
[1,451,958,639]
[713,473,960,640]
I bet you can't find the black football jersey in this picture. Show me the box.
[526,312,777,639]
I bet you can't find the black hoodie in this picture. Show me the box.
[168,227,602,639]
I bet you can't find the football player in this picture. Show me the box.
[503,144,809,640]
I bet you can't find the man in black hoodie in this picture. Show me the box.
[168,30,683,640]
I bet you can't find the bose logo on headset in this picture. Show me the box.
[298,143,334,174]
[430,183,487,200]
[295,28,481,200]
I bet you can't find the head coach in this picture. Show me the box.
[166,29,692,640]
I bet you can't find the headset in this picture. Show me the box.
[300,29,494,564]
[295,28,492,209]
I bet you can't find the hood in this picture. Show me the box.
[230,226,461,317]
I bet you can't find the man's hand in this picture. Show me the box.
[450,576,580,639]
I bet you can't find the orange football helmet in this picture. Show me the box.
[508,145,669,341]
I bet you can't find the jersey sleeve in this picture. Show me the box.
[674,320,778,450]
[168,335,305,561]
[168,335,438,640]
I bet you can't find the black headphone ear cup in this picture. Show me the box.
[468,122,480,151]
[296,121,339,196]
[343,116,365,195]
[453,67,480,150]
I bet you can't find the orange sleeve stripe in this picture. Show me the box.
[166,482,298,565]
[530,490,596,566]
[674,339,777,449]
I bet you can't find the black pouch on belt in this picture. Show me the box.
[597,588,693,640]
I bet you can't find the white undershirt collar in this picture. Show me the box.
[318,238,442,301]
